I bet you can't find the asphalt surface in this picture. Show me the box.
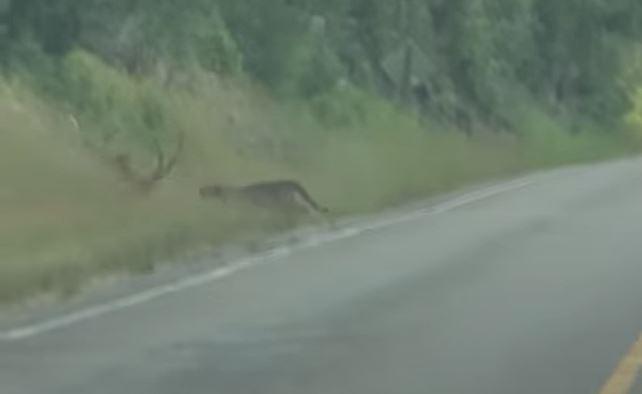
[2,159,642,394]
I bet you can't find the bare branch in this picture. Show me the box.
[150,131,184,183]
[135,131,185,193]
[85,132,185,195]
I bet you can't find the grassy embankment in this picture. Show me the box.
[1,50,639,305]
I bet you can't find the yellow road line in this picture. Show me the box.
[600,333,642,394]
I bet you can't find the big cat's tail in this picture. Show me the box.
[293,183,330,214]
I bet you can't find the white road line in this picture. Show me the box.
[0,177,535,342]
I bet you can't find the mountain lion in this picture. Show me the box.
[199,180,330,216]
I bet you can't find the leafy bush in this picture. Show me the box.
[52,50,173,151]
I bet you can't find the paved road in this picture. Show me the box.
[2,159,642,394]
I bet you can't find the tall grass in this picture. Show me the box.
[0,51,637,304]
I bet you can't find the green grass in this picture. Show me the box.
[0,52,639,305]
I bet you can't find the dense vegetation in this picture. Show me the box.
[3,0,642,128]
[1,0,642,304]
